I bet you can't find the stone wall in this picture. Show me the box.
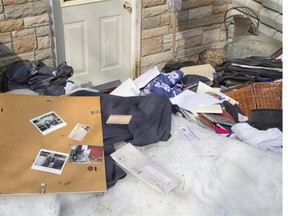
[141,0,233,73]
[0,0,53,90]
[234,0,282,41]
[1,0,281,87]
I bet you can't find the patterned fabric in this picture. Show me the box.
[140,70,184,98]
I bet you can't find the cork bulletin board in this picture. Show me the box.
[0,94,106,194]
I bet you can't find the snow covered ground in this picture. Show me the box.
[0,114,282,216]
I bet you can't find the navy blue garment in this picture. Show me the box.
[71,91,173,189]
[140,70,184,98]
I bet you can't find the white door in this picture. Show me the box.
[52,0,132,86]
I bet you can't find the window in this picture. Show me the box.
[61,0,104,7]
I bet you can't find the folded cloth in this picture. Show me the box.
[231,122,282,153]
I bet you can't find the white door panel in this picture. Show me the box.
[64,21,87,73]
[100,16,121,70]
[53,0,132,86]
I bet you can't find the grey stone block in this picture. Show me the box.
[273,31,282,42]
[5,1,49,19]
[0,0,3,14]
[142,16,161,30]
[263,0,281,12]
[275,15,282,32]
[258,23,277,38]
[259,8,278,28]
[278,0,282,14]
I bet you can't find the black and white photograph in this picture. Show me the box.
[31,149,68,175]
[30,111,67,135]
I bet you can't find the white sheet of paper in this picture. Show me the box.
[190,104,223,113]
[68,123,90,141]
[196,81,238,105]
[170,90,221,111]
[133,66,160,89]
[110,78,140,97]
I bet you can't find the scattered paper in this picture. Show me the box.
[179,126,199,141]
[179,108,198,122]
[110,78,140,97]
[197,81,238,105]
[111,143,180,194]
[204,91,226,103]
[170,90,221,111]
[190,104,223,114]
[133,66,160,89]
[202,113,236,126]
[69,123,90,141]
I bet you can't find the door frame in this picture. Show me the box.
[49,0,141,80]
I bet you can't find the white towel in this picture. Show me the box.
[231,122,282,152]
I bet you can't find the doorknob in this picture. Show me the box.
[123,2,131,10]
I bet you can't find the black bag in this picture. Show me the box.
[248,109,282,131]
[4,60,73,95]
[213,56,282,87]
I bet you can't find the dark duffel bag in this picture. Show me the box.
[4,60,73,95]
[248,109,282,131]
[213,56,282,87]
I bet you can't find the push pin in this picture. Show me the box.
[40,183,46,194]
[91,110,100,115]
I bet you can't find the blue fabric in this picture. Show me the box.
[140,70,184,98]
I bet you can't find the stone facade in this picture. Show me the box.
[0,0,53,90]
[234,0,282,41]
[141,0,233,73]
[0,0,282,88]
